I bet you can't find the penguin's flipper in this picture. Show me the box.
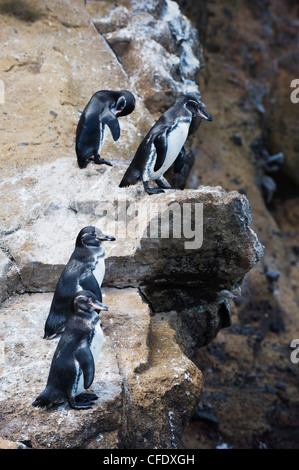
[101,109,120,141]
[79,273,102,302]
[153,130,168,172]
[173,146,186,174]
[75,340,95,389]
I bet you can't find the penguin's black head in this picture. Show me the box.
[73,290,108,314]
[76,226,116,248]
[113,90,135,117]
[179,94,213,121]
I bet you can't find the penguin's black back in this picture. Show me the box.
[44,245,102,338]
[76,112,101,168]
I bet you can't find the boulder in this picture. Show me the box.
[1,165,263,299]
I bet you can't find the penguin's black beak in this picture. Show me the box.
[96,231,116,242]
[198,108,213,122]
[89,300,108,312]
[44,333,56,340]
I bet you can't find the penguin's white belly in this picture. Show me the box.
[150,122,190,180]
[90,321,105,365]
[93,256,105,287]
[75,371,85,397]
[98,123,109,155]
[74,323,104,397]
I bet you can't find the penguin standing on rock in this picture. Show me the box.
[119,94,212,195]
[76,90,135,168]
[43,226,115,340]
[33,291,107,410]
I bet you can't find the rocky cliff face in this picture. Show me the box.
[177,0,299,450]
[86,0,203,114]
[0,0,264,449]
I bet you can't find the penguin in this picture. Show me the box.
[44,226,115,340]
[119,94,212,195]
[76,90,135,169]
[33,291,107,410]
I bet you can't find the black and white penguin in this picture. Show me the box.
[119,94,212,195]
[43,226,115,340]
[33,291,107,410]
[76,90,135,168]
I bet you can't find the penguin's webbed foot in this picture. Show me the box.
[68,397,94,410]
[155,177,173,190]
[76,392,98,403]
[92,155,113,167]
[143,181,165,195]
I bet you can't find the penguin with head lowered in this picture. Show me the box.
[119,94,212,195]
[33,290,107,410]
[43,226,115,340]
[76,90,135,169]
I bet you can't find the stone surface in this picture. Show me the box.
[0,291,120,449]
[0,288,202,449]
[0,0,154,179]
[86,0,203,115]
[0,168,263,297]
[0,168,263,362]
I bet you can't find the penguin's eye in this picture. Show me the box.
[188,100,198,108]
